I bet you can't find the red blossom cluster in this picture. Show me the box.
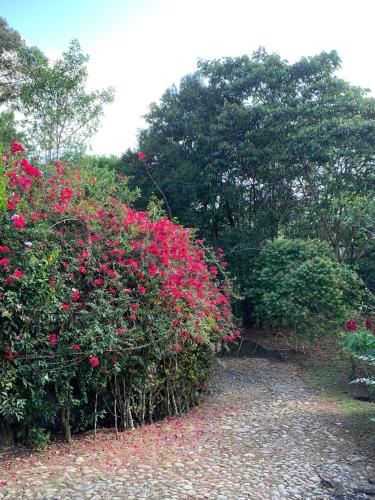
[1,143,236,368]
[346,317,375,335]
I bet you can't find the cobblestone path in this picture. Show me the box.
[1,357,374,499]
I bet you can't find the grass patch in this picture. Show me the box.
[304,348,375,451]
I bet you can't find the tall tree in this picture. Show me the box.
[119,49,375,277]
[19,39,114,161]
[0,17,24,105]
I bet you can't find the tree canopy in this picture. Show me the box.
[118,49,375,299]
[18,40,115,161]
[0,16,25,105]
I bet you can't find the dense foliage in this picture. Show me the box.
[250,239,363,339]
[0,17,25,105]
[0,143,237,447]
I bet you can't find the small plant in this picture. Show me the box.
[342,317,375,405]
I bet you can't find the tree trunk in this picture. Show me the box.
[61,407,71,443]
[0,418,14,448]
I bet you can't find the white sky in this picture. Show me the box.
[65,0,375,156]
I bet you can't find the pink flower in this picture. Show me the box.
[131,303,139,311]
[72,344,80,350]
[117,327,126,336]
[61,304,70,310]
[89,356,100,368]
[138,285,147,295]
[78,266,87,273]
[49,333,58,346]
[5,276,13,285]
[0,246,10,253]
[365,317,372,330]
[172,343,184,353]
[137,151,145,161]
[72,290,80,301]
[0,258,10,267]
[209,266,218,277]
[13,269,23,278]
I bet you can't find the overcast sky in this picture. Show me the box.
[2,0,375,156]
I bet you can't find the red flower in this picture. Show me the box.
[346,319,358,331]
[0,258,10,267]
[5,276,13,285]
[49,333,58,346]
[137,151,145,161]
[365,317,372,330]
[72,290,80,301]
[117,327,126,336]
[60,187,74,201]
[10,142,24,154]
[72,344,80,350]
[0,246,10,253]
[131,303,139,311]
[78,266,87,273]
[61,304,70,310]
[4,351,19,360]
[22,159,42,178]
[12,214,26,229]
[13,269,23,278]
[89,356,99,368]
[138,285,147,295]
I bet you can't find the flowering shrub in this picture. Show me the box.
[342,317,375,404]
[0,143,237,446]
[250,239,364,339]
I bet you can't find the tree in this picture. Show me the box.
[118,49,375,299]
[0,17,25,105]
[19,39,114,161]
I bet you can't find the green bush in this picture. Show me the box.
[249,238,363,339]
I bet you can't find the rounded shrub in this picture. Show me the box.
[249,238,363,339]
[0,143,237,446]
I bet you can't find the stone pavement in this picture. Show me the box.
[1,357,374,499]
